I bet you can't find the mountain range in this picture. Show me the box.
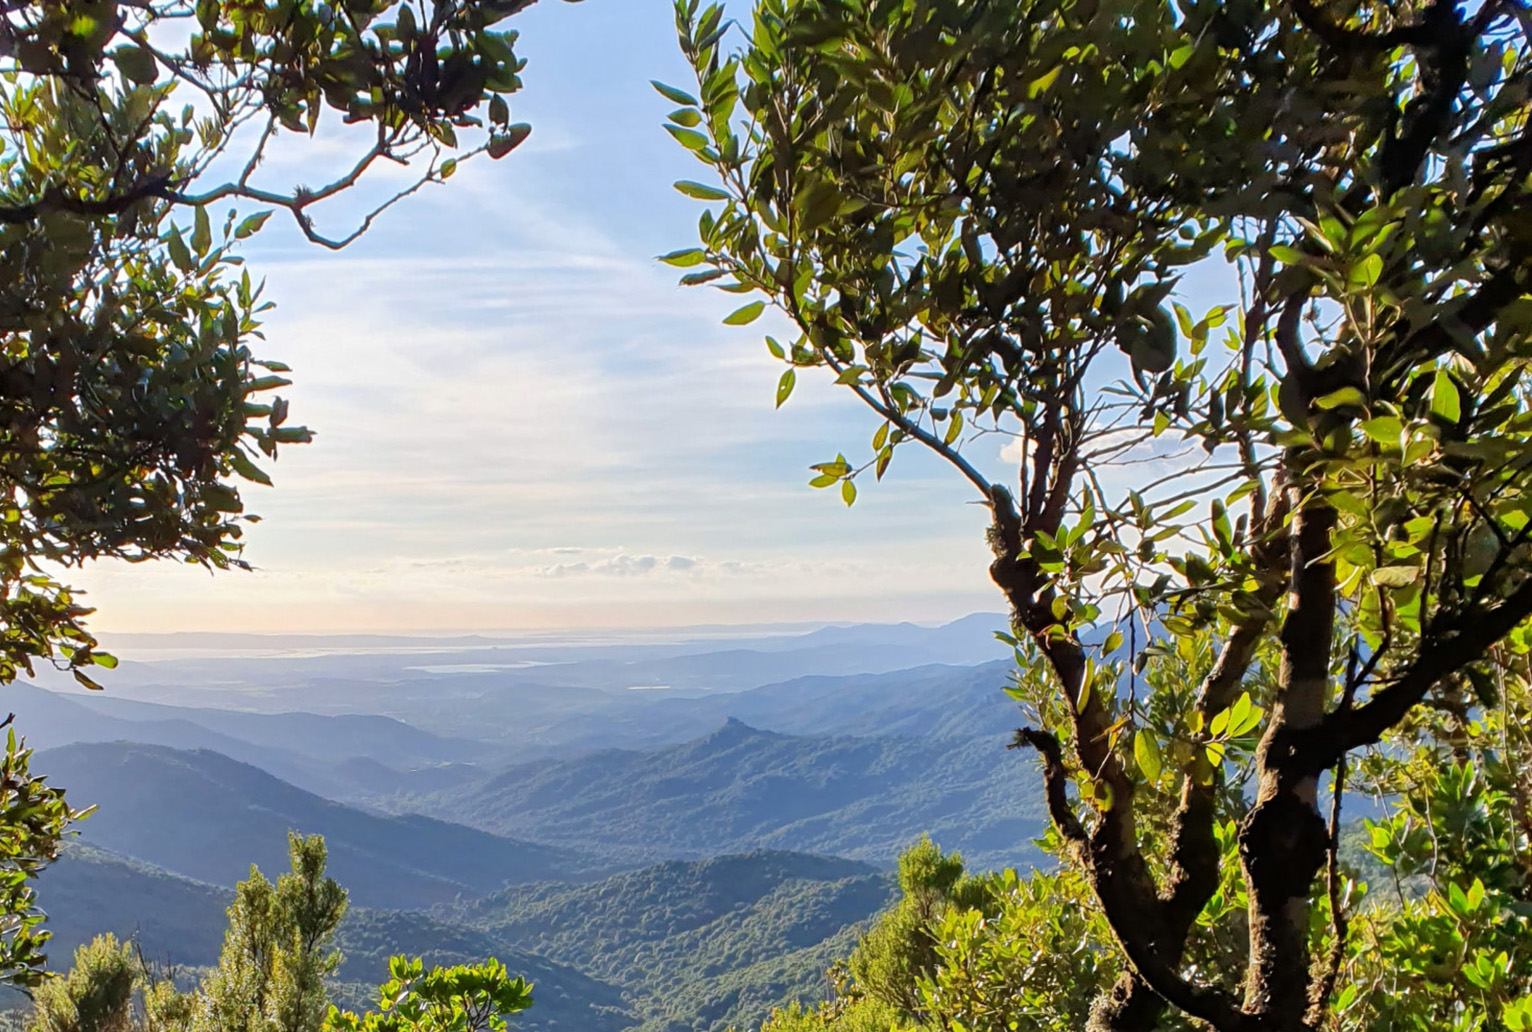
[35,743,608,908]
[11,615,1041,1032]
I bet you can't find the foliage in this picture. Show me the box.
[664,0,1532,1027]
[188,833,349,1032]
[756,838,1113,1032]
[1339,660,1532,1032]
[323,958,530,1032]
[28,936,137,1032]
[452,850,894,1032]
[0,0,569,687]
[843,835,984,1018]
[30,835,533,1032]
[0,730,87,990]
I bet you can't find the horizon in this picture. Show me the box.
[64,0,1011,637]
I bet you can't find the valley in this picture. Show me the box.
[13,616,1045,1032]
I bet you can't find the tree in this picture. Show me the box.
[322,957,532,1032]
[663,0,1532,1028]
[0,0,568,689]
[760,653,1532,1032]
[29,935,138,1032]
[1,0,568,985]
[0,728,87,990]
[34,834,533,1032]
[191,833,349,1032]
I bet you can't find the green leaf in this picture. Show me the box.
[652,80,700,106]
[1027,66,1062,97]
[1134,731,1162,782]
[1371,565,1421,587]
[487,124,531,159]
[674,180,730,201]
[1314,386,1366,410]
[659,248,707,267]
[808,473,837,488]
[192,205,212,258]
[235,211,273,240]
[724,301,765,325]
[167,227,193,273]
[776,368,795,408]
[668,107,702,127]
[841,479,857,506]
[112,44,158,84]
[1360,416,1404,447]
[1349,253,1383,290]
[1431,369,1461,423]
[230,451,273,486]
[665,125,710,151]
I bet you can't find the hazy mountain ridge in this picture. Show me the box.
[16,617,1038,1031]
[416,718,1044,871]
[35,742,610,908]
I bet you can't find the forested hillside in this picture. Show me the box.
[421,721,1044,870]
[29,843,893,1032]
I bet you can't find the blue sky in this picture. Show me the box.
[77,0,1012,634]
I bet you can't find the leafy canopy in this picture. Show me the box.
[664,0,1532,1027]
[0,0,570,687]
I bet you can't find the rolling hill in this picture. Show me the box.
[30,844,890,1032]
[28,843,633,1032]
[446,851,894,1032]
[417,719,1046,871]
[4,683,489,800]
[35,743,610,908]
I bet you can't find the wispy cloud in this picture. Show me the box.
[71,0,1008,634]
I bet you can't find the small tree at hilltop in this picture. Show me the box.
[192,833,348,1032]
[663,0,1532,1028]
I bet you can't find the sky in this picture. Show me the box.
[75,0,1015,635]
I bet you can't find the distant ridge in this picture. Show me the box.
[421,718,1045,870]
[36,742,613,908]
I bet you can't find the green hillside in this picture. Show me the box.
[28,843,890,1032]
[421,720,1045,871]
[35,742,610,908]
[451,852,894,1032]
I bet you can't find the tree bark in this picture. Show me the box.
[1237,487,1335,1030]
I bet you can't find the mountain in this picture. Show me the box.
[35,743,610,908]
[4,683,489,800]
[446,851,895,1032]
[28,844,632,1032]
[36,842,232,968]
[65,692,491,765]
[626,661,1021,744]
[417,720,1045,871]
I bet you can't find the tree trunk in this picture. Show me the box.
[1237,489,1335,1029]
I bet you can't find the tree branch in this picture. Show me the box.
[1320,574,1532,760]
